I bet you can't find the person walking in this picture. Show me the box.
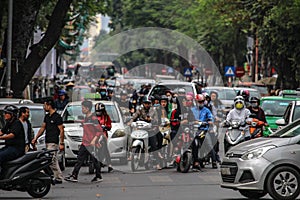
[18,106,35,152]
[32,99,64,184]
[95,102,113,173]
[65,100,103,183]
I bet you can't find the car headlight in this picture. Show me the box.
[111,129,126,138]
[241,145,276,160]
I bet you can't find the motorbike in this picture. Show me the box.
[159,118,174,168]
[175,121,208,173]
[223,119,247,153]
[0,148,56,198]
[249,118,265,139]
[129,121,154,171]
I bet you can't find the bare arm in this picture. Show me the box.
[32,122,46,144]
[0,133,15,140]
[58,124,64,151]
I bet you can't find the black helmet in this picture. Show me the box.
[237,89,250,101]
[142,96,151,104]
[250,96,260,105]
[107,87,114,93]
[4,105,18,117]
[95,103,105,112]
[160,95,168,101]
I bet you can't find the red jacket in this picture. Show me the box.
[97,114,112,137]
[82,113,103,146]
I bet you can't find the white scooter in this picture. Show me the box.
[129,121,153,171]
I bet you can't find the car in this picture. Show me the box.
[0,98,34,105]
[260,90,300,135]
[220,118,300,200]
[275,100,300,128]
[236,82,269,97]
[148,81,199,97]
[204,86,237,112]
[61,100,130,165]
[71,85,92,101]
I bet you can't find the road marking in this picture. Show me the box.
[149,175,173,183]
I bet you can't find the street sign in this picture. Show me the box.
[183,68,193,77]
[235,66,245,77]
[205,68,213,76]
[224,66,235,77]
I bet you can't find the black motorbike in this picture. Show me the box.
[0,148,56,198]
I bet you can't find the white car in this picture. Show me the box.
[61,100,130,165]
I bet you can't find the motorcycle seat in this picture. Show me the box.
[5,151,41,165]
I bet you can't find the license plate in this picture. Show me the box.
[221,168,231,175]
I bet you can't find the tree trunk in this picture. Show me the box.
[11,0,72,97]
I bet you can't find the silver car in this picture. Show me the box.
[220,119,300,200]
[61,100,130,165]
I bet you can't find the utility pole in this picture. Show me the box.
[6,0,13,96]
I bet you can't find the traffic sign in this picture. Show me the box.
[235,66,245,77]
[183,68,193,77]
[224,66,235,77]
[205,68,213,76]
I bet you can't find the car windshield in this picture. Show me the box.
[292,106,300,122]
[261,100,291,116]
[72,87,91,101]
[205,88,236,101]
[270,120,300,138]
[29,108,45,128]
[150,84,194,96]
[62,104,120,123]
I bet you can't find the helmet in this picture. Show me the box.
[142,96,151,104]
[58,89,66,96]
[195,94,205,102]
[237,89,250,101]
[160,95,168,101]
[234,96,245,110]
[4,105,18,117]
[178,88,185,95]
[107,87,114,93]
[250,96,259,104]
[120,90,127,96]
[95,103,105,112]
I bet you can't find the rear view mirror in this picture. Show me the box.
[275,118,286,126]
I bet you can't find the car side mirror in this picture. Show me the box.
[275,118,287,126]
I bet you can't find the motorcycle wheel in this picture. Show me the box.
[27,178,51,198]
[131,146,141,172]
[179,152,192,173]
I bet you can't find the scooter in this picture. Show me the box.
[223,119,247,153]
[129,121,153,171]
[175,121,208,173]
[0,148,56,198]
[249,118,265,139]
[175,124,194,173]
[159,118,173,168]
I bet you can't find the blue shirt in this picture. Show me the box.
[191,106,214,130]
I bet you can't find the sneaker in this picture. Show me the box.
[108,166,114,173]
[53,179,63,184]
[65,175,78,182]
[91,176,103,183]
[212,162,218,169]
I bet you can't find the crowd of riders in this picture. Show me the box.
[86,75,268,171]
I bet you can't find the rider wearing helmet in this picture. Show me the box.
[95,102,113,173]
[0,105,25,172]
[191,94,216,169]
[249,97,267,124]
[237,89,250,108]
[226,96,252,140]
[55,89,69,112]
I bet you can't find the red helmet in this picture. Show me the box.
[195,94,205,102]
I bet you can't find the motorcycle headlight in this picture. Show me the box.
[241,145,276,160]
[111,129,126,138]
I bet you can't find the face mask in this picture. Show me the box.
[167,96,172,101]
[153,103,160,107]
[186,101,193,107]
[96,111,103,116]
[235,102,244,109]
[198,103,204,109]
[251,103,258,108]
[100,92,106,96]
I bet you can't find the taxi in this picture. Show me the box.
[260,89,300,135]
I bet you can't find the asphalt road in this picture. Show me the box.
[0,162,275,200]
